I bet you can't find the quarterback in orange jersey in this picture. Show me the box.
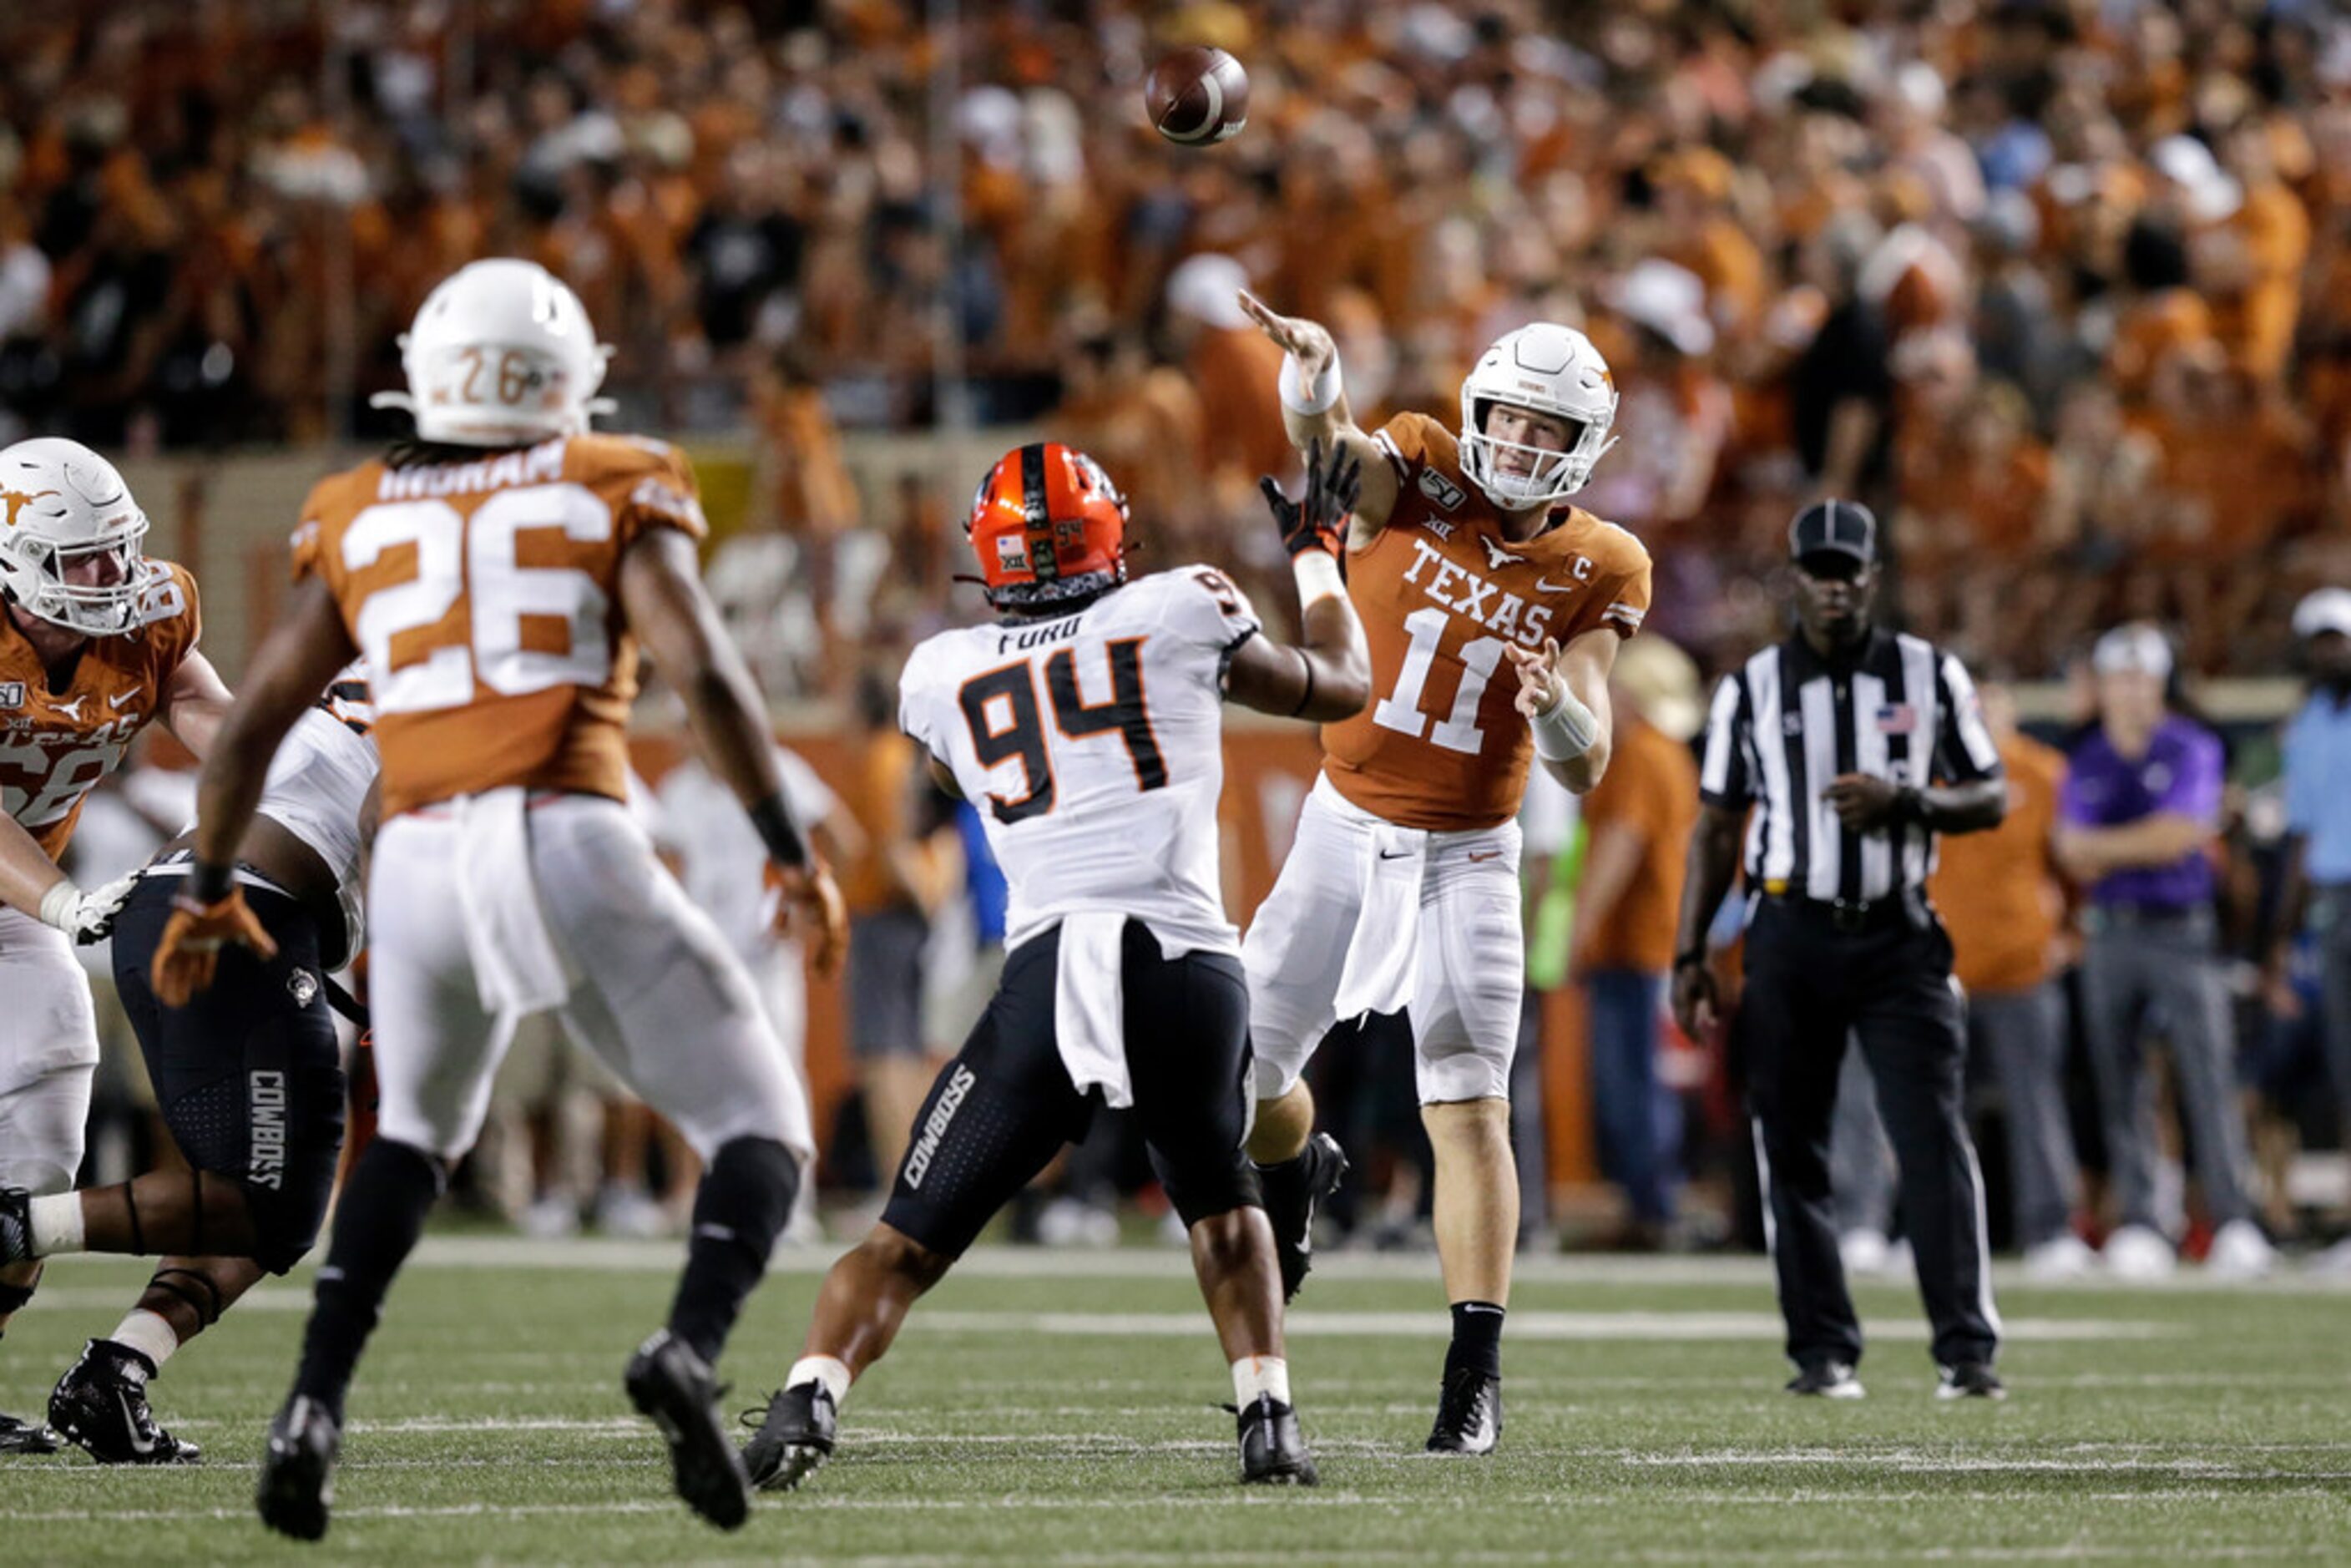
[0,438,232,1454]
[148,259,845,1538]
[1234,290,1652,1454]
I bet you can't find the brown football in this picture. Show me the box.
[1146,46,1249,146]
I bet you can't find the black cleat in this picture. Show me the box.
[1258,1132,1349,1302]
[0,1186,31,1265]
[1236,1393,1317,1485]
[1936,1362,2007,1401]
[1785,1361,1866,1399]
[625,1330,749,1530]
[0,1411,62,1455]
[1424,1368,1502,1454]
[255,1394,341,1541]
[741,1379,837,1493]
[49,1339,201,1464]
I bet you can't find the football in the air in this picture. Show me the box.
[1147,46,1249,145]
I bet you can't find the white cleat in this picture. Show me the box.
[2020,1234,2100,1282]
[2202,1218,2277,1281]
[2101,1223,2177,1282]
[1838,1229,1892,1277]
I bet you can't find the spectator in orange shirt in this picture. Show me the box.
[1570,638,1704,1247]
[2206,119,2310,385]
[2109,220,2217,413]
[1928,680,2091,1277]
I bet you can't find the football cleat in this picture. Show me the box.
[0,1411,62,1454]
[1259,1132,1349,1303]
[49,1339,201,1464]
[1936,1362,2007,1401]
[624,1330,750,1530]
[1786,1362,1866,1399]
[741,1379,838,1493]
[255,1394,341,1541]
[0,1186,32,1265]
[1236,1393,1317,1485]
[1424,1368,1502,1454]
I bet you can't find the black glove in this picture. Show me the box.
[1260,437,1362,561]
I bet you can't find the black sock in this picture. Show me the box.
[666,1137,799,1364]
[1253,1146,1312,1210]
[1446,1300,1505,1381]
[293,1140,443,1423]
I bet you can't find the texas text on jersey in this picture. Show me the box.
[0,561,200,858]
[898,563,1261,955]
[1324,411,1651,832]
[287,435,705,819]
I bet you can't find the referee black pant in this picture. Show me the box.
[1735,897,2000,1373]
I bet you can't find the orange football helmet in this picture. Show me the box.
[965,443,1129,611]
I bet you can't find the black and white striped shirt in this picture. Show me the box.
[1698,628,2002,903]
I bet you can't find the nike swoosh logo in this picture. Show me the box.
[116,1388,154,1457]
[1467,850,1502,862]
[108,687,143,710]
[1378,850,1413,861]
[1535,579,1575,594]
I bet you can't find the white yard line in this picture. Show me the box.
[907,1309,2173,1342]
[33,1237,2351,1293]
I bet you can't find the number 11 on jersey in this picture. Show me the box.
[1372,606,1502,756]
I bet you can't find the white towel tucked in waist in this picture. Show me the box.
[1332,822,1426,1023]
[1053,912,1133,1110]
[453,787,570,1018]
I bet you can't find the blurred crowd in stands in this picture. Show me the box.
[7,1,2351,682]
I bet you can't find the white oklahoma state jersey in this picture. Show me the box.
[898,566,1260,956]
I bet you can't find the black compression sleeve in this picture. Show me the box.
[746,792,810,868]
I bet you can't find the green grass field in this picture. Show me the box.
[7,1239,2350,1565]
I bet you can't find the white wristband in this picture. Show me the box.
[38,880,80,932]
[1529,685,1600,761]
[1277,348,1342,416]
[1292,551,1344,607]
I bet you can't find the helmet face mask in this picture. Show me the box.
[0,438,154,637]
[372,259,616,447]
[1459,324,1620,510]
[966,443,1130,614]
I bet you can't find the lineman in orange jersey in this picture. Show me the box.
[0,439,233,1454]
[1235,291,1651,1454]
[148,260,845,1538]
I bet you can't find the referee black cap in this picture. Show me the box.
[1788,499,1877,567]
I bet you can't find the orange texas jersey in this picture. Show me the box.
[290,433,708,820]
[0,561,201,859]
[1320,411,1652,832]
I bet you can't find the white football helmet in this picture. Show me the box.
[372,259,615,445]
[1459,322,1619,510]
[0,438,153,636]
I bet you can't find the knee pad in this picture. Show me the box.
[245,1175,334,1276]
[1155,1150,1263,1232]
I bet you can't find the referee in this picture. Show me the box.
[1670,501,2008,1401]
